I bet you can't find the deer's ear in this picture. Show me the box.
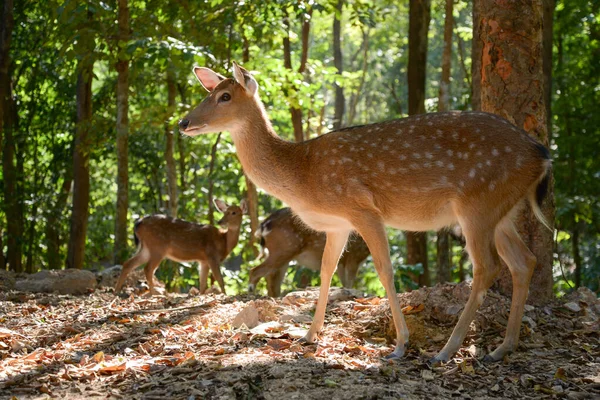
[193,67,225,92]
[240,199,248,215]
[213,199,228,213]
[232,62,258,96]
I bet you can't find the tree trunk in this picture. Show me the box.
[572,226,581,288]
[207,132,222,225]
[474,0,555,303]
[67,57,94,270]
[406,0,431,287]
[0,0,21,273]
[241,41,259,256]
[348,29,370,126]
[436,0,453,284]
[114,0,130,264]
[46,175,72,269]
[165,68,178,217]
[283,8,312,142]
[333,0,345,130]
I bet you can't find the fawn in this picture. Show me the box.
[178,63,551,361]
[114,199,247,296]
[248,207,370,297]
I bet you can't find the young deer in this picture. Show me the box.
[248,207,370,297]
[179,63,552,361]
[114,199,247,296]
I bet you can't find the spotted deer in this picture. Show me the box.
[114,199,247,296]
[178,63,552,361]
[248,207,370,297]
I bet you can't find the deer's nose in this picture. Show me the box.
[178,119,190,130]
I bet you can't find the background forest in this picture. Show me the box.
[0,0,598,298]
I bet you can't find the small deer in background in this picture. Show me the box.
[248,207,370,297]
[114,199,247,296]
[179,63,551,362]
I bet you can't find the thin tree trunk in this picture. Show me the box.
[207,132,222,225]
[165,68,178,217]
[46,175,72,269]
[471,0,481,111]
[333,0,345,130]
[572,226,581,288]
[407,0,431,287]
[114,0,130,264]
[241,37,260,256]
[475,0,554,303]
[25,134,39,273]
[67,54,94,270]
[176,83,187,194]
[348,29,369,126]
[436,0,453,284]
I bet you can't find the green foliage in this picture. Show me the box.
[1,0,597,297]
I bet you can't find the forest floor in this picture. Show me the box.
[0,282,599,400]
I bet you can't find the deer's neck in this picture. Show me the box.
[223,226,240,259]
[229,101,306,206]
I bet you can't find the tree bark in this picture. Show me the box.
[333,0,345,130]
[0,0,22,272]
[474,0,555,303]
[114,0,130,264]
[67,53,94,270]
[207,132,222,225]
[407,0,431,287]
[46,174,72,269]
[165,67,178,217]
[572,226,581,288]
[436,0,453,284]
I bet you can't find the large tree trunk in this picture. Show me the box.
[165,68,178,217]
[406,0,431,287]
[332,0,345,130]
[0,0,21,272]
[436,0,453,284]
[67,58,94,270]
[474,0,555,303]
[114,0,130,264]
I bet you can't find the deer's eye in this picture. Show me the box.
[232,211,237,215]
[219,93,231,102]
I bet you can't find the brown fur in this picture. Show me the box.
[180,63,551,360]
[248,208,370,297]
[114,200,246,296]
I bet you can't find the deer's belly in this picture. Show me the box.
[293,210,354,233]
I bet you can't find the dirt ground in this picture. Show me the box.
[1,282,599,400]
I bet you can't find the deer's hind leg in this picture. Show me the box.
[433,216,502,362]
[485,217,537,361]
[144,256,165,296]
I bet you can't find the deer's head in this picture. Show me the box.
[179,62,259,136]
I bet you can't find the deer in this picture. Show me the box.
[178,63,552,362]
[248,207,370,297]
[114,199,247,296]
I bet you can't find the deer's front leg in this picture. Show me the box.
[302,230,350,343]
[352,217,409,359]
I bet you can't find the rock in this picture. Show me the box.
[15,269,97,295]
[446,304,463,315]
[232,304,259,329]
[269,365,286,379]
[524,304,535,312]
[563,302,581,313]
[96,265,145,289]
[522,315,537,329]
[282,287,363,306]
[566,286,599,307]
[0,270,16,291]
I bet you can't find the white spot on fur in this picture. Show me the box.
[469,169,476,178]
[486,160,492,166]
[446,149,453,156]
[459,180,465,187]
[412,153,421,159]
[469,143,476,150]
[504,146,512,153]
[403,143,411,148]
[447,163,455,170]
[410,163,419,169]
[377,161,385,171]
[435,160,444,167]
[492,148,499,156]
[489,182,496,191]
[425,152,433,159]
[399,154,407,160]
[477,162,483,169]
[476,150,483,156]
